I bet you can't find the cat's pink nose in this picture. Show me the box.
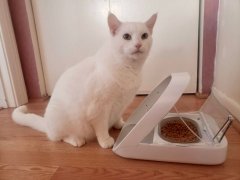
[135,43,142,49]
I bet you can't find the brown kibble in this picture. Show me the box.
[159,117,200,143]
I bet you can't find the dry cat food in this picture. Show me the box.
[159,117,201,143]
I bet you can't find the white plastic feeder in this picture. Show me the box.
[113,72,233,165]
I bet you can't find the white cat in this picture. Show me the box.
[12,13,157,148]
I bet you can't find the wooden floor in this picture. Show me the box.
[0,95,240,180]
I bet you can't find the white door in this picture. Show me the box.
[32,0,199,95]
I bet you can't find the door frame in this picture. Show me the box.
[0,74,7,108]
[25,0,46,97]
[0,0,28,108]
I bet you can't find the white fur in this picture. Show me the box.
[12,13,157,148]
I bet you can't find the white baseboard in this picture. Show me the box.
[212,87,240,122]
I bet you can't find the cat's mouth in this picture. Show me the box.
[132,50,143,55]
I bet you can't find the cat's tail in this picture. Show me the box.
[12,105,46,133]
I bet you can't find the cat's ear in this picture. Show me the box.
[108,12,121,36]
[145,13,157,34]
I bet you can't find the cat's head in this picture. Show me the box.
[108,13,157,62]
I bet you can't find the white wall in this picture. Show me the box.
[213,0,240,121]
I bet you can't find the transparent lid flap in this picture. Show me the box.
[200,94,233,142]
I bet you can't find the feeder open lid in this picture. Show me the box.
[113,72,190,155]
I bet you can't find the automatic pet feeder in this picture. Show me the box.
[113,72,233,165]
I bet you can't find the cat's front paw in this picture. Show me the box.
[98,136,115,149]
[63,136,86,147]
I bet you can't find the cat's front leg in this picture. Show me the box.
[91,114,115,148]
[94,124,115,149]
[113,117,125,129]
[110,104,126,129]
[63,136,86,147]
[98,135,115,149]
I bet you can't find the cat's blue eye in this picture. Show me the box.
[123,33,131,40]
[141,33,148,40]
